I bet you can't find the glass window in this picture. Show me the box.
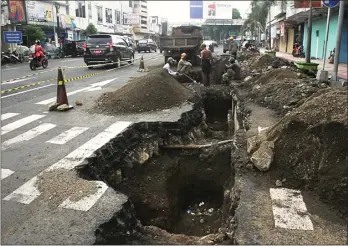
[115,10,121,24]
[105,8,112,23]
[97,6,103,22]
[87,36,112,45]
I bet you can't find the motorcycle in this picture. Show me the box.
[292,43,305,57]
[29,53,48,70]
[328,48,335,64]
[1,50,11,65]
[10,50,23,64]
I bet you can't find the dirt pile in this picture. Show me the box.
[258,89,348,218]
[95,68,193,114]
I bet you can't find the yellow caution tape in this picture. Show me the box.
[1,78,57,94]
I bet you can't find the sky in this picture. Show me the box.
[147,1,251,23]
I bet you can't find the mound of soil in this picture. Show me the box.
[265,89,348,218]
[95,68,193,114]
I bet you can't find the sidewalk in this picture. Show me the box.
[259,48,347,80]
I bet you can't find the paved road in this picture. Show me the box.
[1,51,165,244]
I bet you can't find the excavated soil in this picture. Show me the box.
[262,89,348,218]
[94,68,193,114]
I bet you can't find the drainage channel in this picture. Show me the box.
[77,87,245,245]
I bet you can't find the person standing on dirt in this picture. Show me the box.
[200,43,213,87]
[229,37,238,59]
[177,53,193,74]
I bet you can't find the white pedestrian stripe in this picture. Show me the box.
[3,121,132,207]
[1,169,15,180]
[46,126,89,145]
[59,181,108,211]
[1,113,20,121]
[35,78,117,105]
[270,188,314,230]
[1,114,46,136]
[2,123,56,150]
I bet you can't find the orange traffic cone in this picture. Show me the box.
[139,55,145,70]
[54,68,73,111]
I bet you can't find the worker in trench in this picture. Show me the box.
[163,57,178,76]
[200,43,213,87]
[177,53,193,74]
[229,37,238,59]
[222,57,241,83]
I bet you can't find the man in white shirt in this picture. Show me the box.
[163,57,178,76]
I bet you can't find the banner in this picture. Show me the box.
[190,0,203,19]
[25,0,53,22]
[204,1,232,19]
[123,13,140,25]
[293,0,322,8]
[8,0,26,24]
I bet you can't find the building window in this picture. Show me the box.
[115,10,121,24]
[97,6,103,22]
[105,8,112,23]
[88,2,92,18]
[141,20,147,25]
[129,0,132,7]
[75,1,86,18]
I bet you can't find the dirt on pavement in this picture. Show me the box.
[94,68,193,114]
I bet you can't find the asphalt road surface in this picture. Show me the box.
[1,51,165,244]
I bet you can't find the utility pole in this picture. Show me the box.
[322,7,331,71]
[52,2,56,43]
[55,3,60,46]
[305,0,312,63]
[268,6,271,49]
[332,0,345,81]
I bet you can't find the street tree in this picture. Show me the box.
[232,8,241,19]
[23,25,46,45]
[84,23,98,36]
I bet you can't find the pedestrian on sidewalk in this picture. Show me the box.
[200,43,213,87]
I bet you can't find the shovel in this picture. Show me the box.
[182,73,197,83]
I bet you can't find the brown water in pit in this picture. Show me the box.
[117,148,233,237]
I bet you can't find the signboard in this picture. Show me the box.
[4,31,23,44]
[190,0,203,19]
[204,1,232,19]
[280,22,285,36]
[25,0,53,22]
[123,13,140,25]
[293,0,323,8]
[322,0,339,8]
[8,0,27,23]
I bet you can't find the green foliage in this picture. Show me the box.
[232,8,241,19]
[84,23,98,36]
[23,25,45,44]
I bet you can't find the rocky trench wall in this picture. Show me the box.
[76,91,250,244]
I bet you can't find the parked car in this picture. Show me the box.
[137,39,157,53]
[83,34,135,68]
[64,40,85,57]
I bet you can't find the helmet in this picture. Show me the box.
[229,37,234,40]
[36,40,41,45]
[167,57,175,65]
[181,53,187,59]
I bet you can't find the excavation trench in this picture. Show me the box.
[78,89,243,244]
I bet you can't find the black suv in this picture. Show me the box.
[83,34,135,68]
[137,39,157,53]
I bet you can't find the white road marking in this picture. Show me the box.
[60,58,81,63]
[46,126,89,145]
[2,67,18,71]
[2,123,56,150]
[86,87,102,91]
[35,78,117,105]
[1,114,46,136]
[59,181,108,211]
[1,169,15,180]
[270,188,314,230]
[1,77,32,85]
[1,113,20,121]
[3,121,132,205]
[1,84,55,99]
[258,126,269,133]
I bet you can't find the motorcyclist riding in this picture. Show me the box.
[35,40,45,65]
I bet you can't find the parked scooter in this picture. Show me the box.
[292,43,305,57]
[328,48,335,64]
[10,50,23,64]
[1,50,11,65]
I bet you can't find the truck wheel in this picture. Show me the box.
[223,49,226,53]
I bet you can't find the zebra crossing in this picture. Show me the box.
[1,112,132,212]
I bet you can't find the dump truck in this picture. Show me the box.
[160,25,203,65]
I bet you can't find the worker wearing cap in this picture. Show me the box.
[163,57,178,76]
[229,37,238,59]
[200,43,213,87]
[177,53,193,74]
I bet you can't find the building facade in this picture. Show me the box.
[131,0,149,40]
